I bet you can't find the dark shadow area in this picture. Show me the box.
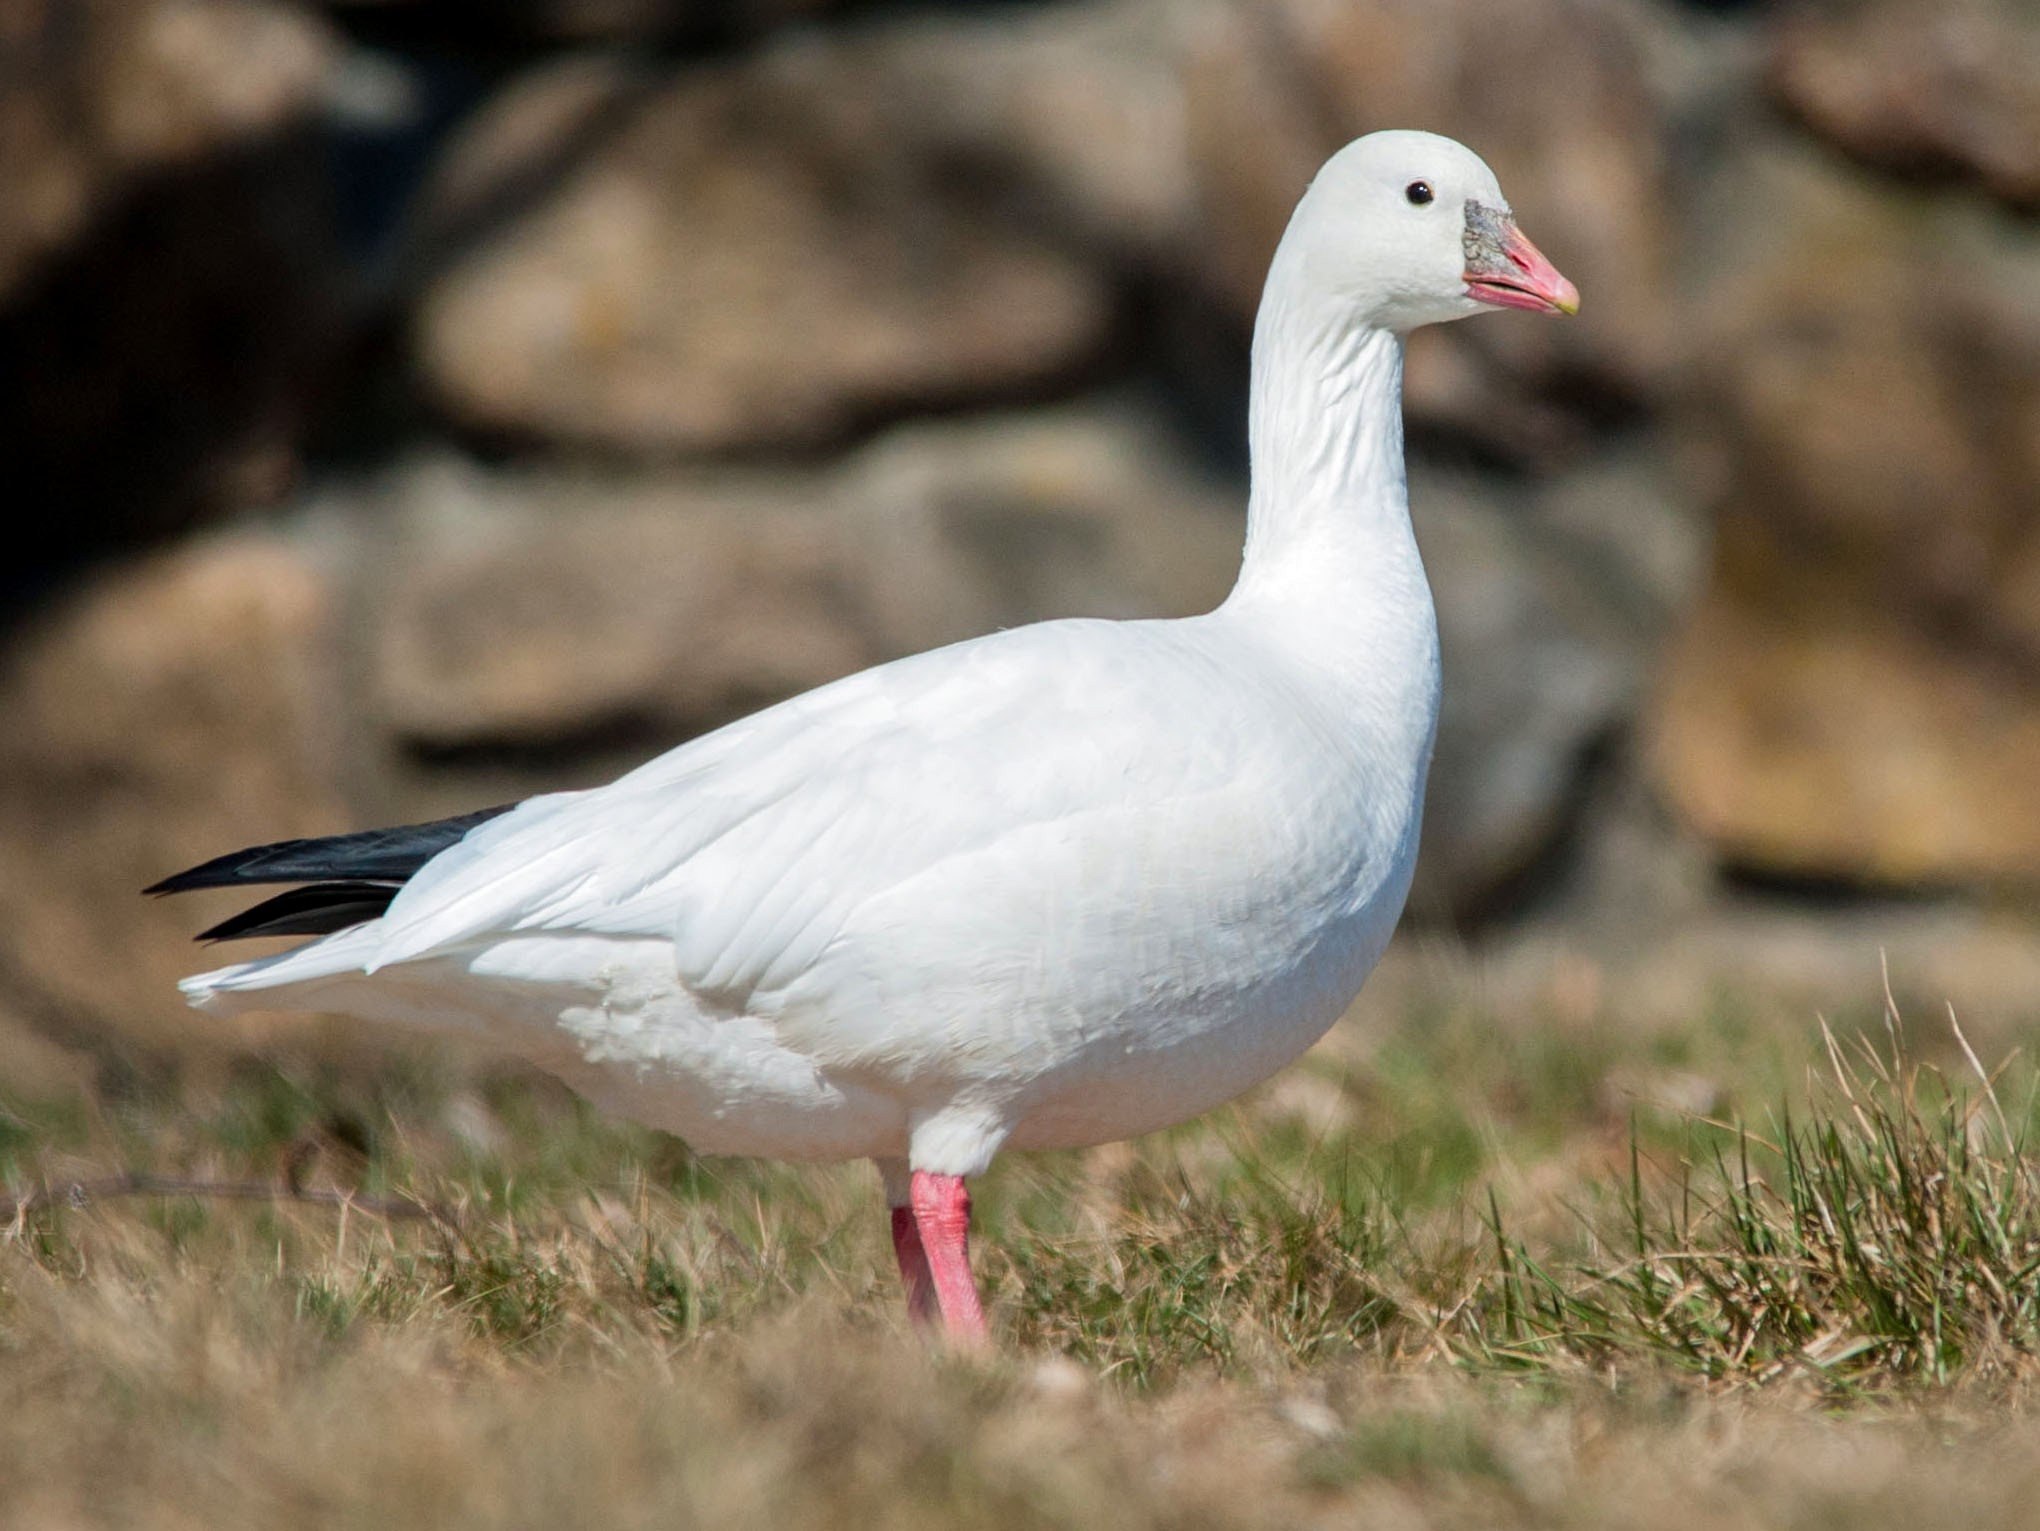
[1720,861,1985,910]
[0,127,342,599]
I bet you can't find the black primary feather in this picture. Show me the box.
[147,804,518,943]
[194,882,407,942]
[145,806,516,896]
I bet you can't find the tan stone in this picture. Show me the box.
[362,459,879,751]
[415,47,1112,455]
[842,406,1242,658]
[826,0,1199,259]
[353,408,1242,768]
[1649,147,2040,885]
[1652,563,2040,885]
[1769,0,2040,211]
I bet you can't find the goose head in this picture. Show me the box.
[1278,129,1579,332]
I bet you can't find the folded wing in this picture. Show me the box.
[366,617,1251,1006]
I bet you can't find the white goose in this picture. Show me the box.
[154,131,1577,1342]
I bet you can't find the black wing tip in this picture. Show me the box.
[143,837,335,897]
[144,803,520,901]
[192,881,403,943]
[144,866,229,897]
[146,872,227,897]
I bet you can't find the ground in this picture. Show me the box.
[3,942,2039,1530]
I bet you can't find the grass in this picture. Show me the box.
[4,963,2040,1526]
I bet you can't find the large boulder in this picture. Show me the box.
[354,455,882,760]
[414,40,1115,456]
[1649,144,2040,886]
[1768,0,2040,212]
[0,0,344,567]
[0,535,351,1060]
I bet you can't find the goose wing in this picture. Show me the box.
[369,617,1264,1001]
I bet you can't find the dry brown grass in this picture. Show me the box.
[4,961,2039,1528]
[9,1265,2040,1531]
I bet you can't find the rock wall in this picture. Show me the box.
[2,0,2035,1053]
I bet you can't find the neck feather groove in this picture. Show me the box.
[1232,272,1413,602]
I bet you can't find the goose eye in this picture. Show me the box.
[1405,181,1434,206]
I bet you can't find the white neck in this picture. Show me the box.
[1225,248,1429,629]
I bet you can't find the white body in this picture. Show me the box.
[181,132,1535,1183]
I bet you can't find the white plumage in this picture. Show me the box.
[166,130,1578,1335]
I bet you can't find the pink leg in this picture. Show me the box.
[910,1170,988,1343]
[890,1205,940,1328]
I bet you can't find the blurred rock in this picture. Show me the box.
[1650,145,2040,886]
[1768,0,2040,211]
[0,535,350,1058]
[1184,0,1678,461]
[0,0,334,290]
[0,0,345,566]
[415,40,1113,455]
[1653,579,2040,888]
[842,404,1241,656]
[825,0,1199,261]
[358,456,880,753]
[1412,465,1658,919]
[345,403,1238,781]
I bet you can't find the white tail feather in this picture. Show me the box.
[178,923,388,1013]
